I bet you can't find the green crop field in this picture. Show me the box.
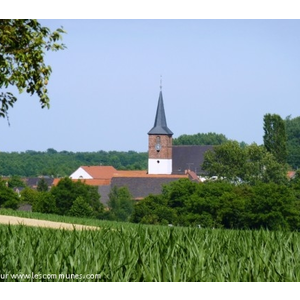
[1,218,300,282]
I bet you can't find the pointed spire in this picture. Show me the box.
[148,88,173,135]
[160,75,162,91]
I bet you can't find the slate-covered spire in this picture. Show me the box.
[148,90,173,135]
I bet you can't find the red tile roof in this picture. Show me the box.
[112,170,188,179]
[77,179,111,185]
[186,169,200,182]
[52,178,61,186]
[81,166,117,179]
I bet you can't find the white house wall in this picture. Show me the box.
[69,167,93,179]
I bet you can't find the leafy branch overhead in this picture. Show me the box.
[0,19,66,120]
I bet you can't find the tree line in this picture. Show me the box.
[0,150,148,177]
[131,177,300,230]
[2,174,300,231]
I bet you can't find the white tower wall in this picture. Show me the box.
[148,158,172,175]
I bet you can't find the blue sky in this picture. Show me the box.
[1,19,300,153]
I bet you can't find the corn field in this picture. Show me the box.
[1,223,300,282]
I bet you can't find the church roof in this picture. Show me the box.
[172,145,214,175]
[148,91,173,135]
[111,176,186,200]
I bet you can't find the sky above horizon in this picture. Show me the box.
[1,19,300,153]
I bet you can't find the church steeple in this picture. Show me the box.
[148,90,173,135]
[148,87,173,175]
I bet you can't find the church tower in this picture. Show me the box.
[148,87,173,174]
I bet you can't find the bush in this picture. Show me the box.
[0,180,20,209]
[69,196,95,218]
[32,192,57,214]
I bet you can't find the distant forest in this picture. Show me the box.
[0,150,148,177]
[1,116,300,177]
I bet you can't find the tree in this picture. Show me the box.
[183,181,237,228]
[50,177,103,216]
[7,175,26,188]
[162,178,197,209]
[285,115,300,169]
[202,142,288,185]
[0,179,20,209]
[32,192,57,214]
[244,183,299,230]
[69,196,95,218]
[20,186,39,205]
[263,113,287,164]
[107,185,134,222]
[131,194,177,225]
[202,140,247,182]
[37,178,49,192]
[0,19,66,120]
[245,143,288,185]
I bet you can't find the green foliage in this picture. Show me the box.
[173,132,228,145]
[32,192,57,214]
[130,194,177,225]
[107,186,134,222]
[290,170,300,189]
[50,177,103,216]
[0,197,20,210]
[132,179,300,230]
[20,187,39,205]
[3,177,104,218]
[263,113,287,164]
[0,149,148,177]
[0,180,20,209]
[69,196,95,218]
[0,19,66,120]
[244,183,298,230]
[179,181,239,227]
[285,115,300,169]
[245,143,288,185]
[7,176,26,188]
[202,141,288,185]
[162,178,197,209]
[37,178,49,192]
[202,140,246,182]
